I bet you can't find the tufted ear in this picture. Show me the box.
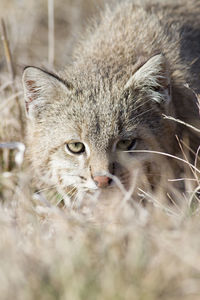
[22,67,72,120]
[124,54,171,104]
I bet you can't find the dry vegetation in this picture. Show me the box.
[0,0,200,299]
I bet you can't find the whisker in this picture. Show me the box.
[130,99,151,113]
[66,186,77,197]
[128,108,154,124]
[71,190,83,209]
[127,150,200,174]
[36,181,76,194]
[35,185,59,193]
[168,178,197,182]
[62,187,78,208]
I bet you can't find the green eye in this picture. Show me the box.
[116,139,137,151]
[66,142,85,154]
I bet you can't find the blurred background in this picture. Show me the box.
[0,0,105,72]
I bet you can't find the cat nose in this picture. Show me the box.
[93,176,112,188]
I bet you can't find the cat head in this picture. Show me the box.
[22,54,175,204]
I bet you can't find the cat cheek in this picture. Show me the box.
[77,155,87,170]
[85,179,99,190]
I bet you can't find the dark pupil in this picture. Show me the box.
[74,143,83,152]
[123,139,136,150]
[67,142,85,154]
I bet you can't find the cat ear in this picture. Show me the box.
[22,67,72,119]
[125,54,171,104]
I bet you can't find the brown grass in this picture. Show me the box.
[0,1,200,299]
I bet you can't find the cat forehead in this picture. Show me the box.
[59,83,148,125]
[56,98,140,149]
[63,101,120,142]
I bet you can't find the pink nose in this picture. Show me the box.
[93,176,111,188]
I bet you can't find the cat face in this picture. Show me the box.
[23,54,175,204]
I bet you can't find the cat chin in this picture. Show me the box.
[81,189,126,209]
[59,183,127,208]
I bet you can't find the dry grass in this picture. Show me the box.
[0,1,200,299]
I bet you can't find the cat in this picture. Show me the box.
[22,0,200,205]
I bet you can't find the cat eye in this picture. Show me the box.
[116,139,137,151]
[66,142,85,154]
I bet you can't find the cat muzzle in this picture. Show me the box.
[93,176,112,188]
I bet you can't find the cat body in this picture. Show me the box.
[23,0,200,204]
